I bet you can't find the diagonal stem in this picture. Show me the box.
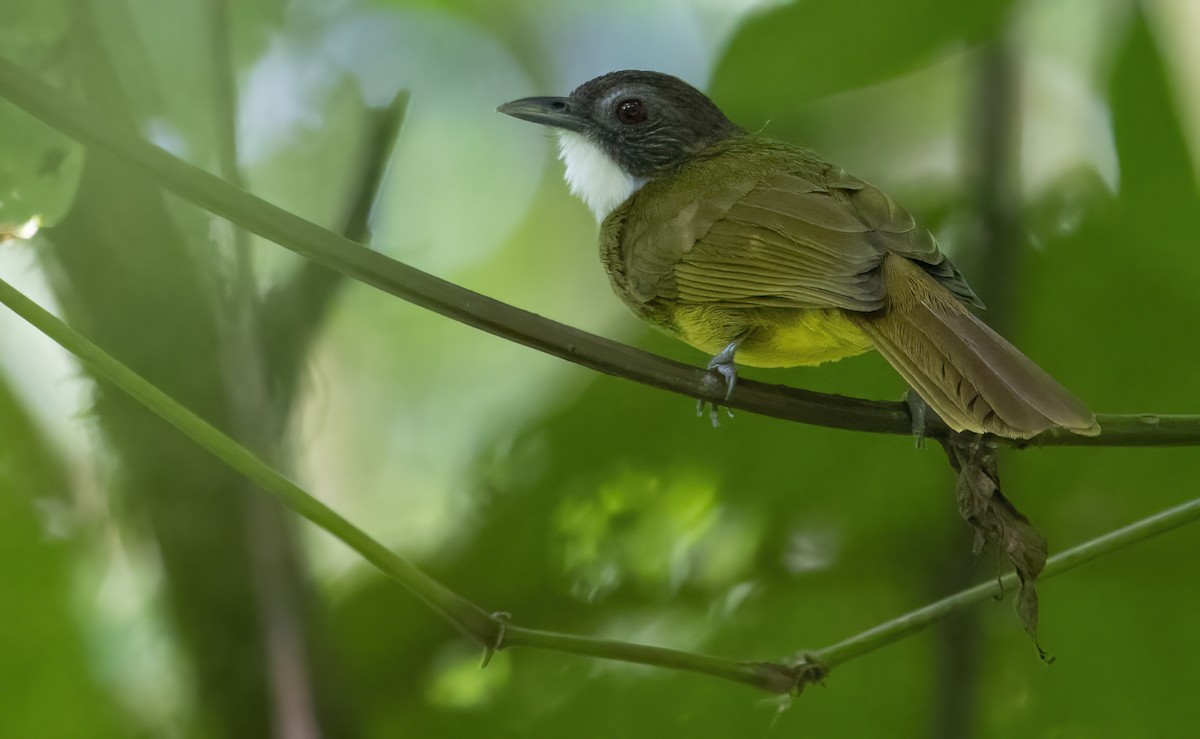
[0,56,1195,447]
[815,495,1200,668]
[1,274,1198,696]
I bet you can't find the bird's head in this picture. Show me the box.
[499,70,742,219]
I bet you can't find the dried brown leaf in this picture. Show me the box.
[940,434,1052,661]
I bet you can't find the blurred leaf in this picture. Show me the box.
[87,0,285,170]
[977,7,1200,735]
[0,381,129,738]
[34,5,348,736]
[1108,7,1197,218]
[0,0,67,63]
[711,0,1015,125]
[0,105,82,228]
[0,0,82,227]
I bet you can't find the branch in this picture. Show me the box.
[1,274,1197,696]
[0,273,789,692]
[814,495,1200,669]
[338,91,409,245]
[0,57,1196,447]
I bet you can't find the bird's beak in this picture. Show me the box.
[497,96,584,132]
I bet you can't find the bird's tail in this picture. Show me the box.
[852,256,1099,439]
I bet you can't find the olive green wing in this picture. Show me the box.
[835,170,983,308]
[631,168,982,313]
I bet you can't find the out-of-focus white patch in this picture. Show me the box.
[533,0,732,92]
[320,8,544,275]
[237,35,340,164]
[1021,54,1119,196]
[1144,0,1200,182]
[16,215,40,240]
[556,131,644,221]
[0,249,91,455]
[783,526,838,575]
[143,119,190,160]
[1,215,40,243]
[711,580,758,619]
[787,43,1118,223]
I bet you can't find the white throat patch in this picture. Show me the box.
[555,131,645,222]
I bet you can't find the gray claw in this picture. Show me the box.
[695,335,748,427]
[905,389,929,449]
[705,341,741,401]
[707,359,738,400]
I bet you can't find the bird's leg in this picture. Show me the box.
[696,333,748,427]
[905,388,930,449]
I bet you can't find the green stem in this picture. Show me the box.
[501,627,801,693]
[814,496,1200,667]
[0,276,498,645]
[0,275,787,691]
[0,275,1197,695]
[0,56,1195,447]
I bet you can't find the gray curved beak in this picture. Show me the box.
[497,96,584,132]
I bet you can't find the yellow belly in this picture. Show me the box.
[673,306,875,368]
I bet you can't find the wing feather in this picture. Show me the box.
[664,170,983,312]
[610,142,982,312]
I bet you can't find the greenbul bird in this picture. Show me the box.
[498,70,1099,439]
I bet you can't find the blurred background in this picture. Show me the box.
[1,0,1198,736]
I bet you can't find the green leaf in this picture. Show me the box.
[0,104,82,228]
[711,0,1015,123]
[0,0,81,227]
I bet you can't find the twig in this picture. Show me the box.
[0,57,1195,448]
[1,274,1197,696]
[814,495,1200,668]
[338,91,409,244]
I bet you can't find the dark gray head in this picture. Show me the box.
[498,70,742,179]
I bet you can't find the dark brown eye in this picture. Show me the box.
[615,98,647,125]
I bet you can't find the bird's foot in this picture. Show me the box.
[696,394,736,428]
[696,344,740,427]
[905,389,930,449]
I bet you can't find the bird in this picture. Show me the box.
[498,70,1099,439]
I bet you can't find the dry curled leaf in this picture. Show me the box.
[940,434,1052,661]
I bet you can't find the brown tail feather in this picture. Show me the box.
[853,256,1100,439]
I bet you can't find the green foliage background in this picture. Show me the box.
[0,0,1197,737]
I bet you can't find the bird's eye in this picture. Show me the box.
[615,98,647,125]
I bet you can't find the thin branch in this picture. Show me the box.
[338,91,409,245]
[499,627,805,693]
[0,278,498,643]
[0,57,1196,447]
[1,274,1197,696]
[814,495,1200,669]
